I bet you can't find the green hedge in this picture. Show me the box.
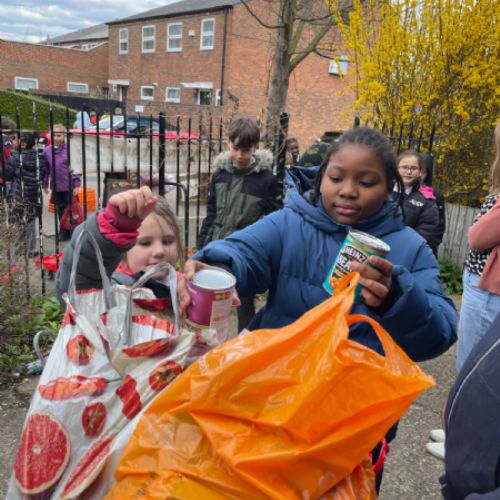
[0,89,76,131]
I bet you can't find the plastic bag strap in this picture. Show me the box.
[346,314,397,368]
[123,262,179,344]
[68,228,115,312]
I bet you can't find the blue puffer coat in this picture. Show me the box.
[194,189,457,361]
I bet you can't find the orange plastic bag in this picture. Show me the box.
[107,273,434,499]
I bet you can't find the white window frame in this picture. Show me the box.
[165,87,181,103]
[328,55,349,76]
[119,28,128,54]
[197,89,212,105]
[167,22,182,52]
[141,85,155,101]
[142,25,156,53]
[14,77,38,91]
[215,88,222,106]
[200,18,215,50]
[81,42,98,51]
[67,82,89,94]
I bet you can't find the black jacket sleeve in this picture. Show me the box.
[4,153,18,181]
[414,199,441,251]
[196,173,218,249]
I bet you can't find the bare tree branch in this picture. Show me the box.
[290,21,333,70]
[240,0,285,29]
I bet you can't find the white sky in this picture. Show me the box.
[0,1,178,43]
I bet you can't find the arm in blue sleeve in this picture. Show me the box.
[193,212,284,296]
[368,243,457,361]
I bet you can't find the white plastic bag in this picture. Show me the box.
[7,230,196,499]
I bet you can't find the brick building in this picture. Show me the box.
[0,0,355,147]
[106,0,356,147]
[0,39,109,97]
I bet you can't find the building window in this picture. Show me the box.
[142,25,155,53]
[119,28,128,54]
[81,42,98,51]
[328,55,349,76]
[197,90,211,105]
[141,86,154,100]
[167,22,182,52]
[165,87,180,103]
[14,77,38,91]
[200,18,215,50]
[67,82,89,94]
[215,88,222,106]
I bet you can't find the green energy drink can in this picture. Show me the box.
[323,230,391,301]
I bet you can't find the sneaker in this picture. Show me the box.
[430,428,446,443]
[425,441,445,460]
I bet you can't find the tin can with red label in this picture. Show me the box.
[186,268,237,341]
[323,230,391,302]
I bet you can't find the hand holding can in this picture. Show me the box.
[323,230,391,303]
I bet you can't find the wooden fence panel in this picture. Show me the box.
[438,203,477,268]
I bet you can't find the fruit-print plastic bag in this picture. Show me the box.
[107,273,435,500]
[7,230,199,500]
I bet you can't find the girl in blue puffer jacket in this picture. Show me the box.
[178,127,457,490]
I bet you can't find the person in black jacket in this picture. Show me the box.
[396,150,441,254]
[4,133,47,255]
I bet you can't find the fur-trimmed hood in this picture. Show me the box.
[213,149,274,174]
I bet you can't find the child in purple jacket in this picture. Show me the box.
[42,124,81,240]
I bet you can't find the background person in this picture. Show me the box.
[456,122,500,371]
[196,117,282,332]
[4,132,47,255]
[285,137,300,165]
[42,124,81,241]
[396,150,441,255]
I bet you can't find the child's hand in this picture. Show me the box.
[108,186,158,220]
[349,256,393,308]
[178,259,241,315]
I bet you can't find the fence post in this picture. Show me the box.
[158,112,166,196]
[276,112,289,198]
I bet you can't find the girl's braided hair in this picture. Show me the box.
[311,127,405,211]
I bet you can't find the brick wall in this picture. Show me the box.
[0,40,109,96]
[106,2,356,148]
[108,9,230,122]
[226,2,357,150]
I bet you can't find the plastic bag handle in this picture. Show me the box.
[122,262,179,344]
[346,314,397,368]
[68,228,115,311]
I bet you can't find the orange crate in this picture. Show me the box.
[47,188,96,213]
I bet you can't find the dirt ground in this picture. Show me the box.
[0,323,457,499]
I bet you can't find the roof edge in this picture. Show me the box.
[106,4,235,26]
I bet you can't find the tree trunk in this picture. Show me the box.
[263,0,294,147]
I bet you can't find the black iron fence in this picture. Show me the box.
[1,106,437,296]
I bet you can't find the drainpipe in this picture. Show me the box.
[220,8,229,105]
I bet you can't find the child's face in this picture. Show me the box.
[398,155,421,189]
[228,140,256,168]
[53,131,66,147]
[287,141,299,161]
[320,144,390,225]
[125,213,178,279]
